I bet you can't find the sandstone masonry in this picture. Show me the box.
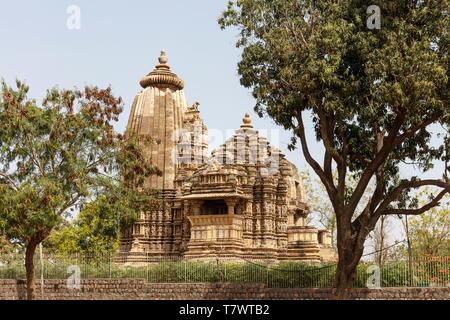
[119,51,335,263]
[0,279,448,300]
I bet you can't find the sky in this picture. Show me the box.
[0,0,446,255]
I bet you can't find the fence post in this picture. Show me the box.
[39,243,44,300]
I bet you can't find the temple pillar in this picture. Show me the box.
[191,200,203,215]
[225,198,238,216]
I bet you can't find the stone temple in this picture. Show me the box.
[119,51,334,263]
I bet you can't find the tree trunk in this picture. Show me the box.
[333,251,358,299]
[25,240,38,300]
[333,219,365,300]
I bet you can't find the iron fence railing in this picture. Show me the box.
[0,253,448,288]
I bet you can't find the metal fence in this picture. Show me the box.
[0,253,448,288]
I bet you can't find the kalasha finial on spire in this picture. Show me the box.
[158,50,168,65]
[155,49,170,70]
[241,113,253,129]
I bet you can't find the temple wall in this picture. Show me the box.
[1,280,448,300]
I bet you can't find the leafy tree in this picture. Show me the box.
[44,223,78,255]
[0,235,16,255]
[389,190,448,263]
[220,0,450,298]
[46,188,161,257]
[45,196,121,256]
[406,190,449,258]
[0,80,158,299]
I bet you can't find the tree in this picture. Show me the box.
[220,0,450,298]
[0,235,16,255]
[0,80,158,299]
[46,187,161,257]
[406,190,449,258]
[45,196,123,256]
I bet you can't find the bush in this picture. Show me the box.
[1,254,448,288]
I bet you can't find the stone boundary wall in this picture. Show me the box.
[0,279,448,300]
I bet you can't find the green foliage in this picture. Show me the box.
[0,80,125,245]
[1,255,447,288]
[220,0,449,139]
[45,196,124,256]
[0,80,159,246]
[219,0,449,189]
[0,236,18,255]
[219,0,450,288]
[390,191,449,260]
[408,191,450,258]
[0,80,160,299]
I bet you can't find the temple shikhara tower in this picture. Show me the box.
[119,51,334,263]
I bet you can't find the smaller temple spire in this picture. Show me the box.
[240,113,254,129]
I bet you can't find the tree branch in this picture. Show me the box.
[317,107,343,165]
[374,179,449,217]
[322,114,335,183]
[383,186,449,216]
[294,109,337,199]
[370,128,386,213]
[324,150,333,182]
[395,116,439,146]
[0,172,18,191]
[23,134,46,177]
[56,195,81,217]
[347,113,405,214]
[352,179,449,243]
[337,127,348,203]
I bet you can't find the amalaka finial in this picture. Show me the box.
[241,113,253,129]
[139,49,184,90]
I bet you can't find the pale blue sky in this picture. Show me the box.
[0,0,305,155]
[0,0,446,251]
